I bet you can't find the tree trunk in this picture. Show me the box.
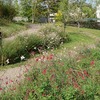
[77,22,80,28]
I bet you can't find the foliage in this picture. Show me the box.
[1,35,44,64]
[39,24,70,48]
[1,25,70,65]
[0,1,17,20]
[0,46,100,99]
[55,10,62,21]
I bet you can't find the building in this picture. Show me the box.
[49,13,57,23]
[13,17,28,22]
[96,5,100,22]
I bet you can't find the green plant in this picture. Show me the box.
[0,47,100,99]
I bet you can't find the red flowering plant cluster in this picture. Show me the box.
[0,48,100,99]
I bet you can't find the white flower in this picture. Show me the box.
[34,47,36,50]
[6,59,9,64]
[20,55,25,61]
[47,46,50,49]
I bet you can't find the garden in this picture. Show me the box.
[0,0,100,99]
[0,23,100,99]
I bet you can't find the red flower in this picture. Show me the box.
[42,69,47,75]
[90,60,94,66]
[83,70,89,77]
[72,78,80,89]
[73,81,80,89]
[36,58,39,62]
[78,71,85,80]
[0,88,2,91]
[6,81,8,85]
[27,77,31,81]
[49,56,53,60]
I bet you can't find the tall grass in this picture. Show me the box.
[0,25,70,65]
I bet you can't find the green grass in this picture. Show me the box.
[67,26,100,37]
[66,32,93,47]
[0,61,27,70]
[0,22,27,38]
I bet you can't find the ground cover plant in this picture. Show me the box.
[0,45,100,100]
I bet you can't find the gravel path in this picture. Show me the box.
[0,58,35,92]
[4,24,42,41]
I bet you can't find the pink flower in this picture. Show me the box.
[10,80,13,83]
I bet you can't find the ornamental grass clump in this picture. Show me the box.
[1,34,44,64]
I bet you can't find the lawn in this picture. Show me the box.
[0,21,27,38]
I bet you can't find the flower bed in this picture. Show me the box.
[0,46,100,99]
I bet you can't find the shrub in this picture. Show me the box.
[1,34,44,64]
[39,24,71,49]
[0,2,17,20]
[0,25,71,65]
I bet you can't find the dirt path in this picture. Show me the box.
[4,24,42,41]
[0,58,35,92]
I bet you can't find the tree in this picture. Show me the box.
[0,0,17,20]
[69,0,96,28]
[59,0,70,32]
[20,0,32,20]
[13,0,19,15]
